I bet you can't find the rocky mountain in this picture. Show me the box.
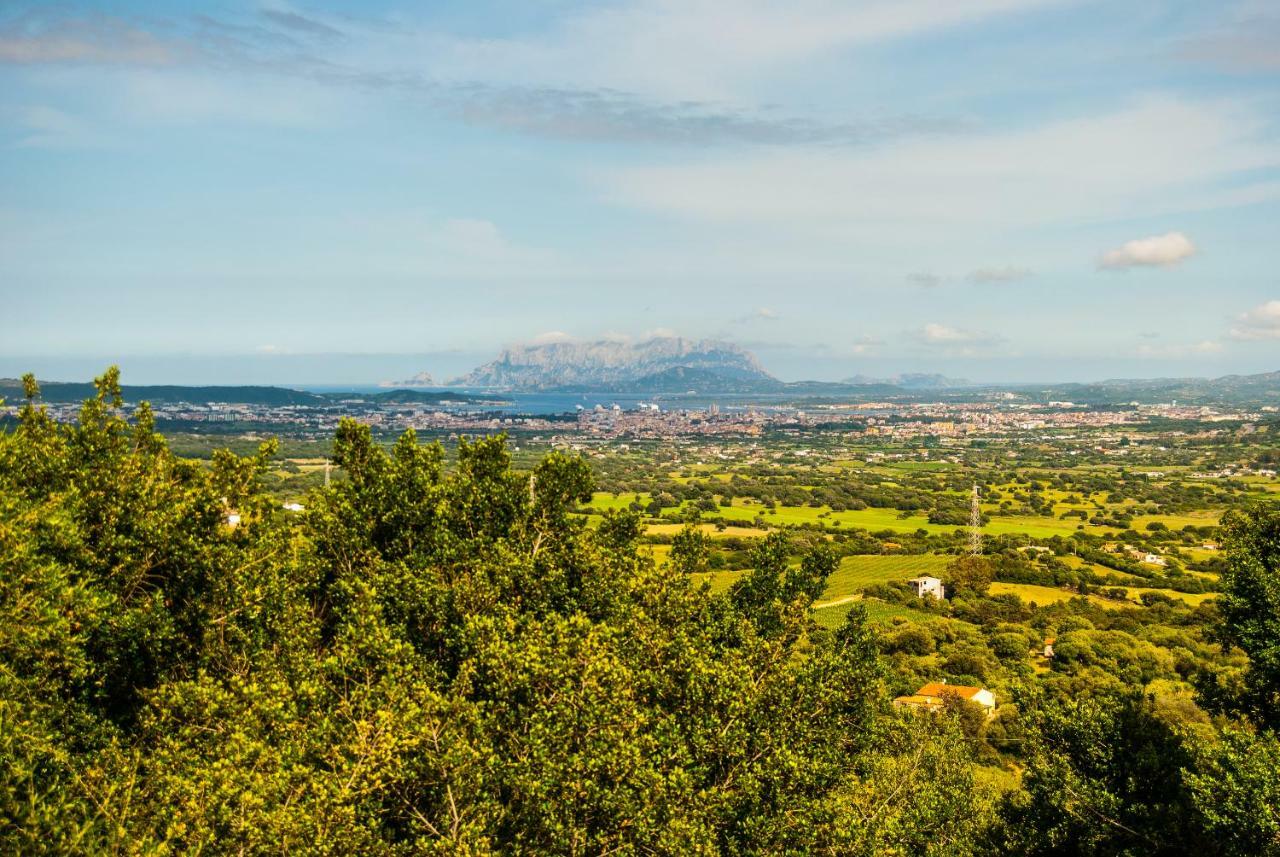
[448,337,776,390]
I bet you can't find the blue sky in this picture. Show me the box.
[1,0,1278,384]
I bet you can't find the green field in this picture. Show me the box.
[820,554,953,602]
[691,553,953,601]
[988,581,1214,609]
[812,596,933,629]
[587,488,1230,543]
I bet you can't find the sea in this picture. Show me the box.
[297,386,804,416]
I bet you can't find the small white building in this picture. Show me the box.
[1142,553,1167,567]
[908,575,945,600]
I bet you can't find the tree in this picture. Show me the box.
[1210,506,1280,729]
[669,524,711,576]
[997,693,1206,856]
[0,370,989,853]
[945,555,994,598]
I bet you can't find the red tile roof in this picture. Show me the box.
[915,682,984,700]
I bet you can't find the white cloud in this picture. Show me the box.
[968,265,1033,283]
[1099,231,1196,270]
[1229,300,1280,340]
[429,0,1069,101]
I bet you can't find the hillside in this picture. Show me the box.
[0,379,327,406]
[557,365,788,395]
[1014,369,1280,406]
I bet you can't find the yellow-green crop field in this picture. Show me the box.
[988,581,1213,609]
[691,553,953,601]
[585,490,1230,542]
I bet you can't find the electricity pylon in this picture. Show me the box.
[969,483,982,556]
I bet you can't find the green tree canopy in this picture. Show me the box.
[0,370,986,854]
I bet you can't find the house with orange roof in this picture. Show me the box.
[892,681,996,717]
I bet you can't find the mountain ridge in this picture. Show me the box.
[447,337,775,390]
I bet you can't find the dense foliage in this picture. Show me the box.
[1,371,1276,854]
[0,372,986,854]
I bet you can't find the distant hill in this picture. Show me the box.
[449,337,776,391]
[379,371,435,388]
[1015,370,1280,406]
[843,373,971,389]
[558,365,788,395]
[0,380,503,408]
[345,389,509,406]
[0,380,326,406]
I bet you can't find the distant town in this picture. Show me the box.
[5,392,1275,456]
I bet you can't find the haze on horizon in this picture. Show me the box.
[2,1,1278,387]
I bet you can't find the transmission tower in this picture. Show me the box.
[968,483,983,556]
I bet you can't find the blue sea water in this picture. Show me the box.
[297,386,799,416]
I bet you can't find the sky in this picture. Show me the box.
[1,0,1278,385]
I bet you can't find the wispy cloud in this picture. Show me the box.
[1135,339,1223,358]
[441,85,959,145]
[1099,231,1197,270]
[11,105,98,149]
[849,335,883,355]
[260,10,345,41]
[602,99,1280,238]
[907,272,942,288]
[0,14,177,65]
[425,0,1072,102]
[0,7,964,148]
[1229,300,1280,340]
[733,307,780,323]
[1176,2,1280,72]
[530,330,575,344]
[915,323,1002,347]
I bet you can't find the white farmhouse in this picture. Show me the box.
[908,575,945,600]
